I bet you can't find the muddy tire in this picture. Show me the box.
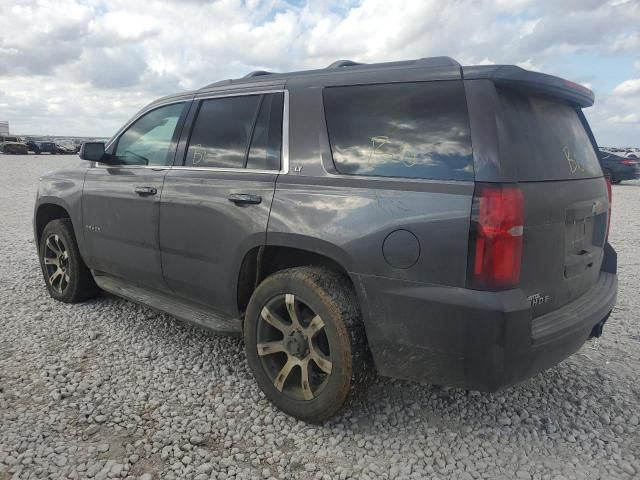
[244,266,374,423]
[39,219,100,303]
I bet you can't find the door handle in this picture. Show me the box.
[134,186,157,196]
[228,193,262,205]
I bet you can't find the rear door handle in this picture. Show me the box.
[228,193,262,205]
[134,186,157,196]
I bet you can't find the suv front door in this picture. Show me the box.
[159,91,285,316]
[82,101,189,291]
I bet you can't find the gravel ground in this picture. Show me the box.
[1,154,639,480]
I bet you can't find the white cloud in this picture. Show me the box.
[0,0,638,146]
[612,79,640,96]
[608,113,640,124]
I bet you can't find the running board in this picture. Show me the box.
[93,273,241,336]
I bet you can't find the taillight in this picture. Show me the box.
[468,183,524,290]
[605,175,612,241]
[621,159,637,165]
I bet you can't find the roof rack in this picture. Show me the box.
[414,56,460,68]
[326,60,363,69]
[200,56,462,90]
[202,79,233,88]
[243,70,273,78]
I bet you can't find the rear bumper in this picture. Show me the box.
[354,270,617,392]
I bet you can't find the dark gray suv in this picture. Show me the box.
[34,57,617,422]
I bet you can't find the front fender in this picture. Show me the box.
[34,167,87,257]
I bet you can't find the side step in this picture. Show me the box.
[93,273,242,336]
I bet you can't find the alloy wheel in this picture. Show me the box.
[43,234,70,294]
[256,293,333,401]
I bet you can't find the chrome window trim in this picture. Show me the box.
[98,90,289,175]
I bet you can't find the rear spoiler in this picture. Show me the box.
[462,65,594,108]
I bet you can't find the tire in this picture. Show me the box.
[244,266,374,423]
[613,179,622,185]
[39,219,100,303]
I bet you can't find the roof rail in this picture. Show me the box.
[414,56,460,68]
[201,79,233,89]
[243,70,273,78]
[326,60,363,69]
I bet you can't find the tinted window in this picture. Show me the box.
[114,103,184,166]
[497,90,602,181]
[247,93,284,170]
[185,93,283,170]
[323,81,474,180]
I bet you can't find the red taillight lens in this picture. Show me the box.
[468,183,524,290]
[605,175,612,240]
[621,159,637,165]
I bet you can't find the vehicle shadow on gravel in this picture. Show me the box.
[330,349,635,441]
[89,292,635,447]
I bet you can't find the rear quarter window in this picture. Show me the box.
[323,81,474,181]
[497,90,602,181]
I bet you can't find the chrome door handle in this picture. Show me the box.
[134,186,157,196]
[228,193,262,205]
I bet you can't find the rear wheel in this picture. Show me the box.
[39,219,100,303]
[244,267,373,423]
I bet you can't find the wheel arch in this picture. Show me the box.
[35,202,72,247]
[236,240,355,317]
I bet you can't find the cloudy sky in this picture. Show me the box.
[0,0,638,146]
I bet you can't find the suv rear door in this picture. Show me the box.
[490,87,608,317]
[159,90,285,317]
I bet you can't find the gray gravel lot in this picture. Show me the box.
[1,154,639,480]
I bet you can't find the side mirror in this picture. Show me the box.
[79,142,106,162]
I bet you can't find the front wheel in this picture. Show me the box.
[39,219,100,303]
[244,267,373,423]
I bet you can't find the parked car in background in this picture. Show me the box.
[599,150,640,184]
[0,141,29,154]
[24,140,41,154]
[38,142,58,154]
[55,144,76,155]
[34,57,617,422]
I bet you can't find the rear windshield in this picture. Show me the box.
[497,90,601,181]
[323,81,474,181]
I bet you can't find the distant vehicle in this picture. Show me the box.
[0,141,29,154]
[55,144,76,155]
[38,142,58,154]
[24,140,41,154]
[599,150,640,184]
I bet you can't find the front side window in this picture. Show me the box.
[114,103,185,166]
[185,93,283,170]
[323,81,474,180]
